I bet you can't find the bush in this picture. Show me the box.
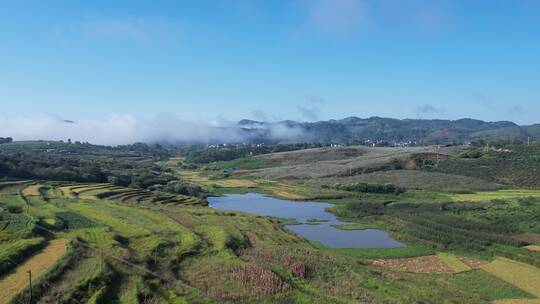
[333,182,405,195]
[7,204,24,213]
[165,181,204,197]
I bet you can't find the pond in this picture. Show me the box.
[207,193,405,249]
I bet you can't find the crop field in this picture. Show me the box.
[232,145,464,181]
[482,257,540,298]
[450,189,540,202]
[0,239,68,304]
[2,142,540,303]
[494,300,540,304]
[436,252,472,272]
[369,254,475,274]
[443,269,536,302]
[309,169,503,191]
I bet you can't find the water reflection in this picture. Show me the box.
[208,193,405,248]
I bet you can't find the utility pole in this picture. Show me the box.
[100,249,104,271]
[528,136,531,146]
[436,145,440,168]
[27,270,33,303]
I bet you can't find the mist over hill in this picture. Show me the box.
[238,116,540,145]
[2,114,539,145]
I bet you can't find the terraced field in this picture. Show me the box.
[2,146,540,304]
[0,239,68,304]
[58,183,202,206]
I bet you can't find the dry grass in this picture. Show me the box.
[309,170,501,191]
[21,185,40,197]
[493,299,540,304]
[450,189,540,202]
[271,190,306,200]
[436,253,471,272]
[219,179,257,187]
[0,239,68,304]
[370,255,454,273]
[250,146,443,180]
[231,264,290,295]
[524,245,540,252]
[518,234,540,243]
[482,257,540,297]
[456,256,488,269]
[210,179,257,188]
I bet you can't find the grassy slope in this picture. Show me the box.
[2,181,537,303]
[3,143,540,304]
[0,239,68,304]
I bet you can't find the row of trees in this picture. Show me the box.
[328,182,405,195]
[0,137,13,144]
[0,140,209,198]
[185,143,327,163]
[343,199,528,251]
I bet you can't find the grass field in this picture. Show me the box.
[326,244,435,259]
[482,257,540,298]
[1,172,539,303]
[209,157,280,170]
[450,189,540,202]
[436,252,472,272]
[494,300,540,304]
[444,269,536,302]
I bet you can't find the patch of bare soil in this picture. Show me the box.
[456,256,488,268]
[524,245,540,252]
[231,264,290,295]
[517,233,540,243]
[370,255,453,273]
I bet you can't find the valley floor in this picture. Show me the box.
[1,145,540,303]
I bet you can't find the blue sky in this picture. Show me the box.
[1,0,539,125]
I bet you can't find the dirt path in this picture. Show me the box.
[0,239,68,304]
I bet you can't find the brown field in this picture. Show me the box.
[370,255,454,273]
[493,300,540,304]
[0,239,69,304]
[524,245,540,252]
[271,190,306,200]
[249,145,459,180]
[21,185,40,197]
[214,179,257,188]
[482,257,540,298]
[517,234,540,243]
[456,256,488,268]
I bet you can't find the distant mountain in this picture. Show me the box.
[237,116,539,144]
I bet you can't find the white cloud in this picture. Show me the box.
[0,113,309,145]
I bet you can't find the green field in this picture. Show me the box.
[450,189,540,202]
[2,141,540,303]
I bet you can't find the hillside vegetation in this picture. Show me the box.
[1,141,540,303]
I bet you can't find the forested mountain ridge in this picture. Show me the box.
[239,117,540,144]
